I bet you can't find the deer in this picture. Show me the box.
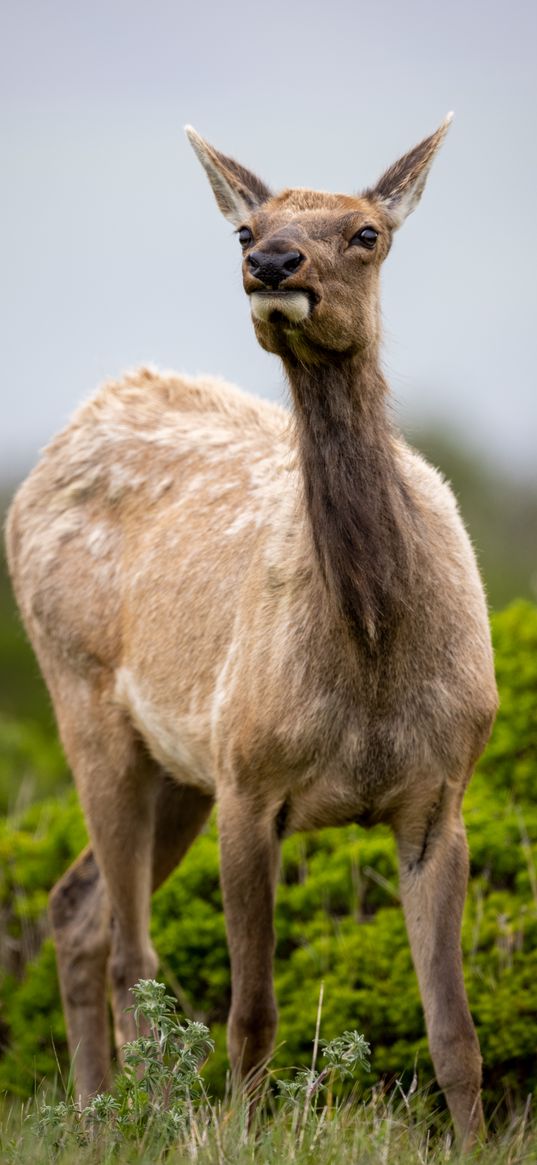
[5,114,498,1147]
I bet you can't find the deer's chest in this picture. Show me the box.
[281,682,467,834]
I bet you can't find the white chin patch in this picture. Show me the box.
[250,290,310,324]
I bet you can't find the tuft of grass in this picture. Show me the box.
[0,979,535,1164]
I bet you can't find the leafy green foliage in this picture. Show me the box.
[0,796,86,1094]
[0,602,536,1113]
[0,715,68,815]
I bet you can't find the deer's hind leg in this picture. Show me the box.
[49,845,112,1099]
[393,782,483,1148]
[49,673,213,1103]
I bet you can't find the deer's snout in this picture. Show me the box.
[247,249,304,289]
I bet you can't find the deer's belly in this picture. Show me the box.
[114,666,217,794]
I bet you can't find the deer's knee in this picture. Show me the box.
[108,925,158,994]
[108,947,158,992]
[228,997,278,1077]
[107,931,158,1051]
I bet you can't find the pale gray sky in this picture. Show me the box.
[1,0,536,481]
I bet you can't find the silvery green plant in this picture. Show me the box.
[40,979,214,1149]
[276,1030,371,1105]
[37,980,371,1155]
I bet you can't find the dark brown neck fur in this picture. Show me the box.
[286,351,416,646]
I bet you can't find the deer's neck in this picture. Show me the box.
[286,351,416,646]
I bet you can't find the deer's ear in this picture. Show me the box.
[185,126,272,226]
[369,114,453,230]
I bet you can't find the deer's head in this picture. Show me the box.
[186,117,452,365]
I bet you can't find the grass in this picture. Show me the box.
[1,1081,535,1164]
[0,981,534,1164]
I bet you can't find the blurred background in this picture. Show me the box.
[1,0,536,737]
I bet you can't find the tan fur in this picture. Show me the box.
[5,120,497,1146]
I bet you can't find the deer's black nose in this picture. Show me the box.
[247,250,304,289]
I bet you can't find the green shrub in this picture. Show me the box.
[0,601,536,1107]
[0,716,68,815]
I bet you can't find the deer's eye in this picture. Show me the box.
[238,227,253,247]
[350,227,378,250]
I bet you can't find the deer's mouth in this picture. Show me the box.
[249,289,317,325]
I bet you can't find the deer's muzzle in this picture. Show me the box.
[249,290,311,324]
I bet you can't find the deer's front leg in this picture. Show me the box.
[395,795,483,1149]
[218,787,280,1084]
